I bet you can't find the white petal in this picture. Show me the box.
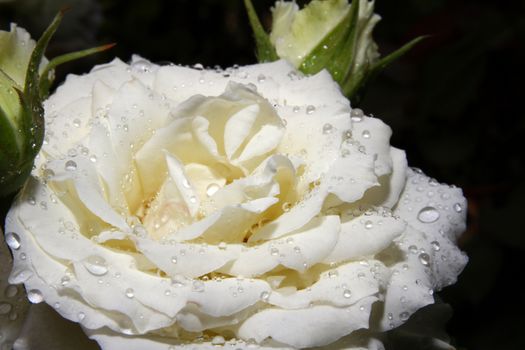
[324,213,405,263]
[165,152,201,218]
[237,296,377,348]
[236,124,284,163]
[224,104,260,159]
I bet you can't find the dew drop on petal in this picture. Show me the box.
[270,247,279,256]
[419,253,431,267]
[60,276,70,286]
[306,105,316,115]
[5,232,21,250]
[364,220,373,229]
[192,280,205,292]
[260,291,270,301]
[417,206,440,223]
[83,255,108,276]
[78,312,86,321]
[399,311,410,321]
[431,241,441,251]
[206,183,220,197]
[453,203,463,213]
[125,288,134,298]
[27,289,44,304]
[361,130,371,139]
[65,160,77,171]
[4,285,18,298]
[408,245,418,254]
[322,123,333,134]
[89,155,97,163]
[0,302,12,315]
[351,108,363,122]
[343,289,352,298]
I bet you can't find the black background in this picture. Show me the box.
[1,0,524,349]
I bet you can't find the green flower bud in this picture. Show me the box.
[245,0,425,103]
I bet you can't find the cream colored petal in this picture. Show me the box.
[237,296,376,348]
[224,104,260,159]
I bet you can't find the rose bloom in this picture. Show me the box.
[3,56,467,349]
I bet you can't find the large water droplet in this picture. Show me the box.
[419,253,431,267]
[206,183,220,197]
[83,255,108,276]
[27,289,44,304]
[417,206,440,223]
[5,232,21,250]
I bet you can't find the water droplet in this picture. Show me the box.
[257,74,266,83]
[293,246,301,254]
[0,302,12,315]
[218,242,227,250]
[171,256,178,264]
[270,247,279,256]
[322,123,333,134]
[351,108,363,122]
[131,60,151,73]
[65,160,77,171]
[78,312,86,321]
[306,105,316,114]
[431,241,441,251]
[42,168,55,179]
[399,311,410,321]
[328,270,338,278]
[192,280,205,292]
[83,255,108,276]
[27,289,44,304]
[361,130,371,139]
[417,206,440,223]
[89,154,97,163]
[453,203,463,213]
[5,232,21,250]
[189,196,197,204]
[260,291,270,301]
[125,288,134,298]
[364,220,373,229]
[73,119,81,128]
[281,202,291,212]
[212,336,226,345]
[408,245,418,254]
[343,289,352,298]
[60,276,70,286]
[54,302,61,309]
[419,253,431,267]
[206,183,220,197]
[4,285,18,298]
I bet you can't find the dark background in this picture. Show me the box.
[1,0,524,349]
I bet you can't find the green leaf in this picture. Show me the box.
[39,43,116,98]
[369,35,427,78]
[243,0,278,62]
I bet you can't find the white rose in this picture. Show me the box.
[3,56,467,350]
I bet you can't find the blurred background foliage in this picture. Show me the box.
[1,0,524,349]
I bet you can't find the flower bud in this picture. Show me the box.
[245,0,425,103]
[0,24,48,196]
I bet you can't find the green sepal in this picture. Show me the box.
[244,0,278,62]
[39,43,116,98]
[343,35,427,104]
